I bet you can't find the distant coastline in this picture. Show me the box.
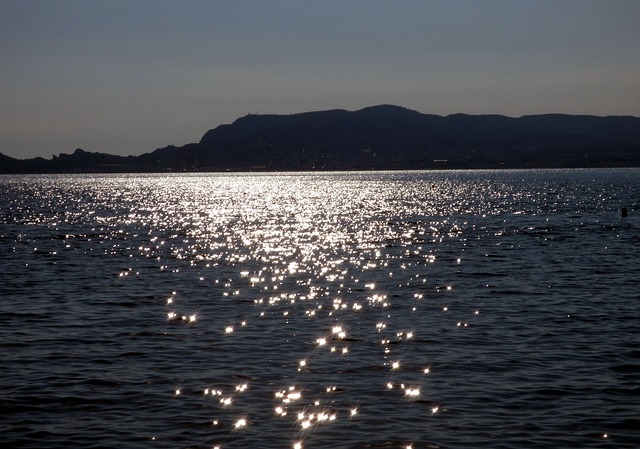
[2,105,640,173]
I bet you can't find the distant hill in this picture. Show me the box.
[2,105,640,173]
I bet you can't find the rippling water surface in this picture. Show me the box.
[1,169,639,449]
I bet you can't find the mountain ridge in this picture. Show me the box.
[2,105,640,173]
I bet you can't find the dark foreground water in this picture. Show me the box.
[1,169,639,449]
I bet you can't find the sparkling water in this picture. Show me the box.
[1,169,639,448]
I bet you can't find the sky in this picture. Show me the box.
[1,0,639,160]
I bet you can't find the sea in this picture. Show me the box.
[1,169,639,449]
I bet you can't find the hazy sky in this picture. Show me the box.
[2,0,639,159]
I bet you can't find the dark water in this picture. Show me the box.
[1,169,639,449]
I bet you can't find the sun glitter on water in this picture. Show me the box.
[134,173,498,447]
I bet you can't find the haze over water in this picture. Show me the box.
[1,169,639,448]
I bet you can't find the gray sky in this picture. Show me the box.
[1,0,639,160]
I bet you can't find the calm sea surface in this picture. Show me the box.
[1,169,639,449]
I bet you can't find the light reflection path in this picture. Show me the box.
[111,173,486,447]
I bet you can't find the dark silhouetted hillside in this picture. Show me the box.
[2,105,640,173]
